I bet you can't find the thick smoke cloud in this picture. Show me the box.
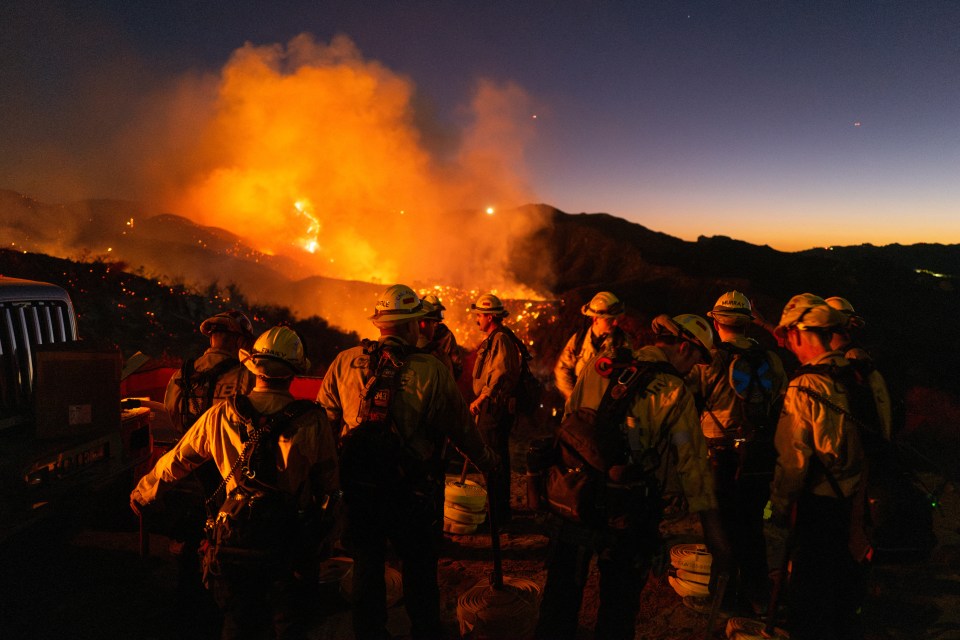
[146,34,546,293]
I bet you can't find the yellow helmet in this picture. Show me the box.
[421,293,445,321]
[581,291,624,317]
[707,291,753,326]
[652,313,714,359]
[239,326,309,377]
[369,284,428,324]
[200,310,254,339]
[825,296,865,329]
[470,293,509,317]
[777,293,845,331]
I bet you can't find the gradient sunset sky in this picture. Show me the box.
[2,1,958,252]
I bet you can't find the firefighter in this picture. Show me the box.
[164,310,257,434]
[159,310,258,609]
[768,294,872,640]
[536,313,731,640]
[469,292,522,523]
[686,291,788,615]
[417,293,464,380]
[553,291,633,400]
[132,326,339,640]
[825,296,893,439]
[317,284,498,640]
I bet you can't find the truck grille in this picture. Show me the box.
[1,300,76,425]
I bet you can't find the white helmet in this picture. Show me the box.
[239,326,309,377]
[652,313,714,359]
[707,291,753,326]
[581,291,624,317]
[421,293,445,321]
[469,293,509,317]
[825,296,865,329]
[777,293,845,331]
[369,284,428,324]
[200,310,254,339]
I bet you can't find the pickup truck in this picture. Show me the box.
[0,276,152,542]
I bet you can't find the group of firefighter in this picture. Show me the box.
[129,283,889,640]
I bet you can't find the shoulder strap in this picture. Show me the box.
[205,396,318,513]
[357,339,410,425]
[572,322,591,358]
[178,357,195,429]
[204,357,243,410]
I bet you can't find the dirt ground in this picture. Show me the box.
[2,420,959,640]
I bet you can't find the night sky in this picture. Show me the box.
[2,0,958,251]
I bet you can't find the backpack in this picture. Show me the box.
[496,326,542,415]
[706,341,781,443]
[200,397,319,585]
[337,339,432,492]
[538,355,677,525]
[176,356,242,431]
[792,362,937,562]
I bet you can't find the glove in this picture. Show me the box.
[129,490,146,517]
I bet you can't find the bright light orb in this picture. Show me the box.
[485,207,495,215]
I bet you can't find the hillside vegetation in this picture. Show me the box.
[0,249,357,374]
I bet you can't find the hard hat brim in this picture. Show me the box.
[368,308,429,323]
[469,307,508,317]
[239,349,308,377]
[581,304,624,318]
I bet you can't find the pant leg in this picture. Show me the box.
[595,530,651,640]
[735,471,773,610]
[478,409,514,521]
[344,493,391,640]
[389,488,444,640]
[536,533,593,640]
[212,565,272,640]
[787,494,862,640]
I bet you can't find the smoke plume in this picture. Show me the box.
[146,34,545,293]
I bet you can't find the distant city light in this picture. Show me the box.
[915,268,949,279]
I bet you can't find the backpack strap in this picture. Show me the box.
[572,322,591,359]
[357,338,410,425]
[176,355,242,430]
[204,396,318,515]
[177,356,196,431]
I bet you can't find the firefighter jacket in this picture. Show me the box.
[566,345,718,514]
[417,323,464,381]
[843,346,893,440]
[768,351,867,521]
[318,336,498,474]
[164,347,256,434]
[553,326,633,399]
[132,389,339,512]
[688,335,788,441]
[472,325,522,410]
